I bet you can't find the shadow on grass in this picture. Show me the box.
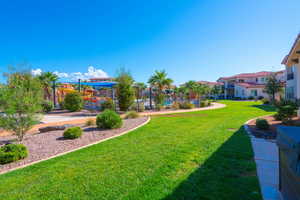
[162,127,262,200]
[251,104,277,112]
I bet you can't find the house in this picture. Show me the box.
[282,33,300,115]
[218,71,285,99]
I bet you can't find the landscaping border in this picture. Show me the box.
[0,117,151,175]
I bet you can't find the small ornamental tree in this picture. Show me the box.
[63,92,83,112]
[264,73,282,103]
[115,68,135,111]
[0,71,43,141]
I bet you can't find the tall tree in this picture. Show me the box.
[148,70,173,105]
[0,71,43,141]
[264,73,282,103]
[38,72,58,100]
[115,68,135,111]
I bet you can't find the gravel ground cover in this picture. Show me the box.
[0,116,148,173]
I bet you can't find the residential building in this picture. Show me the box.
[282,33,300,115]
[217,71,285,99]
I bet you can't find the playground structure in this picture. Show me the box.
[56,80,117,111]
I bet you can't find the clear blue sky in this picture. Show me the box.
[0,0,299,84]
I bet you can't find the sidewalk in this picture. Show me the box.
[251,137,281,200]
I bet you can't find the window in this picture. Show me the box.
[261,77,265,83]
[286,87,294,99]
[251,90,258,96]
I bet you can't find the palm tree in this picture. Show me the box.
[133,82,147,111]
[148,70,173,105]
[38,72,58,101]
[183,80,198,101]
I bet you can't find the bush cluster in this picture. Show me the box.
[41,100,54,113]
[274,100,298,124]
[125,111,139,119]
[100,99,115,111]
[0,144,28,164]
[96,110,123,129]
[200,100,211,108]
[63,92,83,112]
[179,102,195,109]
[255,118,270,130]
[63,127,83,139]
[131,102,145,112]
[155,104,163,111]
[261,98,270,105]
[171,102,180,110]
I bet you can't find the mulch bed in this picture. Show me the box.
[0,116,149,173]
[247,115,300,140]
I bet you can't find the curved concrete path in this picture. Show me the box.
[140,102,226,116]
[41,102,226,123]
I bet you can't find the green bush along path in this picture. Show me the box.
[0,101,276,200]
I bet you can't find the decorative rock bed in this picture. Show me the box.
[0,116,149,174]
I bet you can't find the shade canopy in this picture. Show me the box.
[66,82,117,88]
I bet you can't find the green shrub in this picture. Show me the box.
[179,102,195,109]
[274,100,298,123]
[171,102,180,110]
[200,100,210,108]
[0,144,28,164]
[63,127,83,139]
[100,99,115,111]
[276,105,297,124]
[248,96,254,100]
[255,118,270,130]
[85,119,95,126]
[41,100,54,113]
[131,102,145,112]
[262,98,270,105]
[96,109,123,129]
[63,92,83,112]
[155,104,163,111]
[125,111,139,119]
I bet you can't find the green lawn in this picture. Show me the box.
[0,101,276,200]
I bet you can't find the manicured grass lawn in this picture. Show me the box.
[0,101,276,200]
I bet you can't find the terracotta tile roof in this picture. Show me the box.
[197,81,223,86]
[282,33,300,65]
[218,71,274,80]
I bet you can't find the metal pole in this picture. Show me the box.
[52,80,56,107]
[149,87,152,110]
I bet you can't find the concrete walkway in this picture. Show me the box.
[42,102,226,123]
[251,138,281,200]
[244,124,281,200]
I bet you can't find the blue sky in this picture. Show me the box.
[0,0,299,84]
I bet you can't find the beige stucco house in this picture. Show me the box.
[282,33,300,115]
[282,33,300,100]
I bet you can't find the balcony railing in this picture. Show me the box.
[287,73,294,80]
